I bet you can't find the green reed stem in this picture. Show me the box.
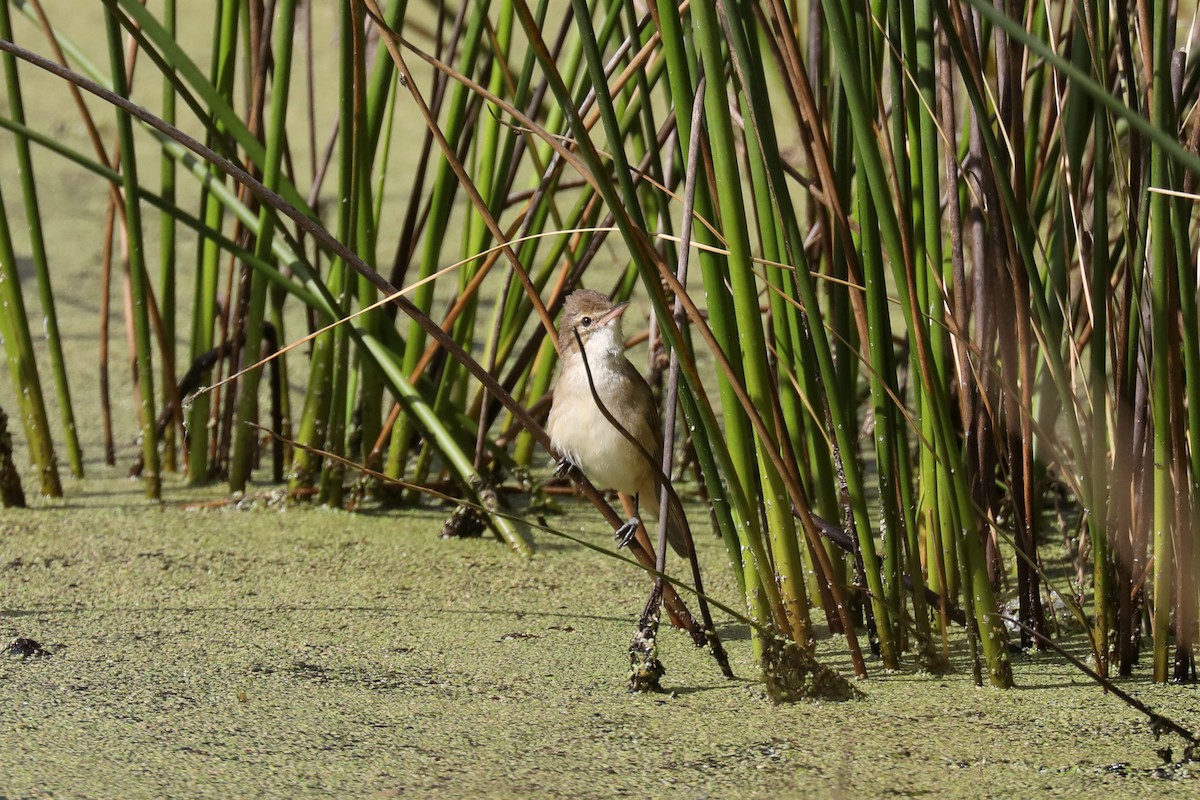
[1087,0,1113,673]
[0,1,80,479]
[0,180,62,497]
[229,0,297,492]
[1148,0,1174,682]
[104,8,159,498]
[158,0,178,474]
[184,0,238,482]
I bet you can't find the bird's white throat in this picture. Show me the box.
[582,323,625,364]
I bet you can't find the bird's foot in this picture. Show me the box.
[614,517,641,549]
[554,458,579,480]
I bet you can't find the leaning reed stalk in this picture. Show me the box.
[705,0,865,664]
[108,0,314,214]
[0,176,62,497]
[918,11,1015,685]
[0,1,81,479]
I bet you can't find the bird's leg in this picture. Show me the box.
[554,457,579,480]
[614,517,642,548]
[614,494,642,549]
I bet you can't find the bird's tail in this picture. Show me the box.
[640,478,693,558]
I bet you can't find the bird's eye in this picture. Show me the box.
[580,316,593,327]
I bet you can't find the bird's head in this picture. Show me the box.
[557,289,629,360]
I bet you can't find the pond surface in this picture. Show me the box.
[2,477,1198,798]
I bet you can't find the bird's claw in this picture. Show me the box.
[554,458,578,480]
[614,517,641,549]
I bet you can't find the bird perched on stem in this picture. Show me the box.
[547,289,691,557]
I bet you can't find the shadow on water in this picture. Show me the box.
[714,622,752,642]
[10,255,103,321]
[14,255,34,281]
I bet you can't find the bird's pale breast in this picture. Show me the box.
[547,353,655,497]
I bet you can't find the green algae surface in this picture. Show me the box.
[3,480,1199,799]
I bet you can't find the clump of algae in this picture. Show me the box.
[760,635,864,703]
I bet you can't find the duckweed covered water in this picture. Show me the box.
[2,476,1198,798]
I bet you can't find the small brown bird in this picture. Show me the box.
[547,289,691,556]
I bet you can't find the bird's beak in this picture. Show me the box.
[599,301,629,326]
